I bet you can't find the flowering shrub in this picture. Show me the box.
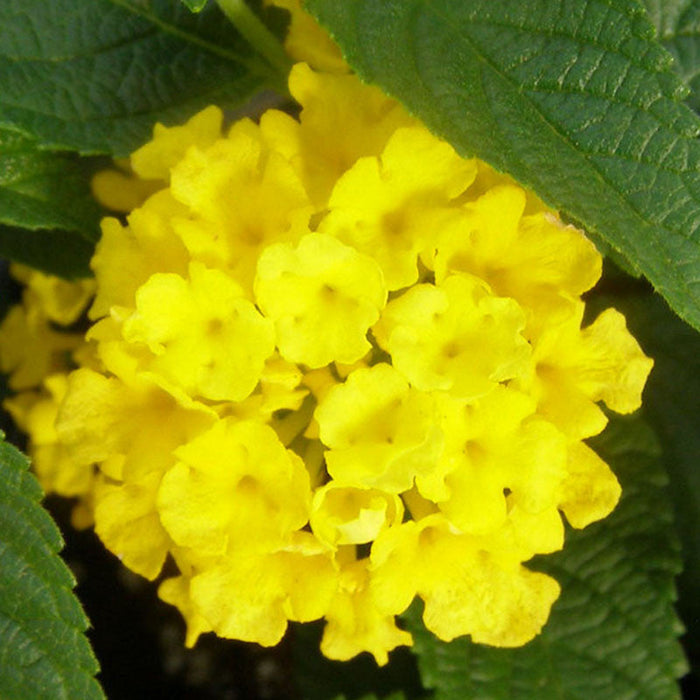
[0,5,654,664]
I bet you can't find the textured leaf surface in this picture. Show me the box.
[0,435,104,699]
[644,0,700,112]
[589,271,700,672]
[0,0,274,156]
[307,0,700,332]
[403,416,687,700]
[0,127,100,238]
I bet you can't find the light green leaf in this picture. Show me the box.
[0,0,278,156]
[643,0,700,112]
[306,0,700,332]
[0,434,104,699]
[403,415,687,699]
[0,127,100,238]
[182,0,210,12]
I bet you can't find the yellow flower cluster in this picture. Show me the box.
[0,4,653,666]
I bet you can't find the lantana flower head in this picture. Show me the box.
[0,3,653,667]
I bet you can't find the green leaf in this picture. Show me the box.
[0,0,277,156]
[0,127,100,238]
[643,1,700,112]
[403,415,687,700]
[181,0,210,12]
[0,225,94,279]
[588,271,700,673]
[0,434,104,699]
[306,0,700,332]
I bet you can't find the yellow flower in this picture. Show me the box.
[420,386,568,535]
[4,374,93,499]
[10,263,95,325]
[519,301,653,440]
[375,273,531,399]
[315,363,442,492]
[0,34,654,664]
[255,232,386,367]
[310,482,404,548]
[169,119,312,295]
[321,127,476,289]
[431,185,602,334]
[261,63,415,207]
[122,262,275,402]
[89,190,190,319]
[370,514,561,647]
[321,557,412,666]
[265,1,348,74]
[157,418,311,556]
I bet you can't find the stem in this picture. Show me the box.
[216,0,292,87]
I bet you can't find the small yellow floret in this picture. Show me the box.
[322,127,477,290]
[315,363,442,492]
[255,232,387,367]
[377,274,530,399]
[122,262,275,402]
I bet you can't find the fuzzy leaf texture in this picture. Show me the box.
[0,127,99,237]
[402,415,687,700]
[306,0,700,332]
[644,0,700,113]
[0,434,104,699]
[589,271,700,674]
[0,0,274,156]
[0,126,98,278]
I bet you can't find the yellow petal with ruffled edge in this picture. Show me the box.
[255,232,386,368]
[377,273,530,399]
[130,105,224,181]
[93,471,172,580]
[261,63,415,207]
[315,363,442,493]
[122,262,275,402]
[158,419,311,556]
[310,482,404,548]
[321,558,412,666]
[371,515,560,647]
[558,441,622,529]
[321,127,476,290]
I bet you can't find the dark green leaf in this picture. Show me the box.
[0,0,277,156]
[403,415,687,699]
[306,0,700,332]
[0,434,104,699]
[588,270,700,673]
[0,225,94,279]
[181,0,210,12]
[643,1,700,112]
[0,127,100,238]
